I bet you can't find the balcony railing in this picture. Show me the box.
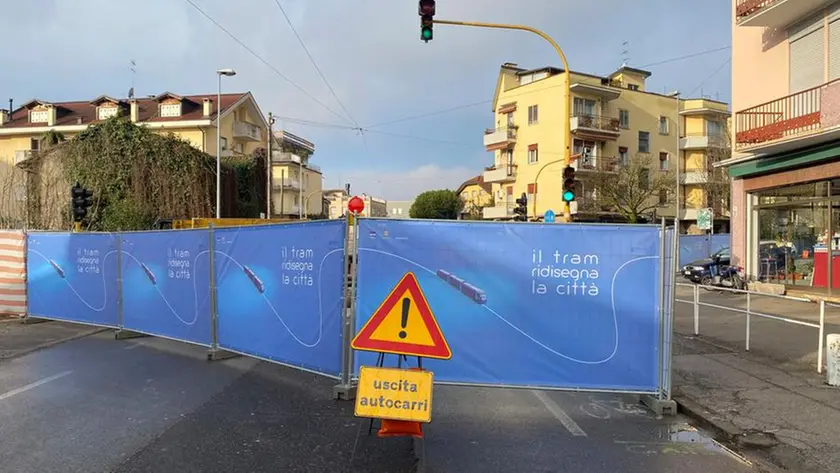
[735,78,840,150]
[571,114,621,140]
[575,156,618,172]
[735,0,776,19]
[483,126,517,149]
[679,132,729,149]
[482,204,514,220]
[483,164,516,183]
[233,121,262,142]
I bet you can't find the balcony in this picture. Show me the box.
[483,126,517,151]
[681,171,710,185]
[482,204,514,220]
[274,178,301,190]
[736,0,835,28]
[272,151,302,164]
[570,114,621,141]
[574,156,618,173]
[735,78,840,153]
[233,121,262,142]
[679,133,728,150]
[483,164,516,183]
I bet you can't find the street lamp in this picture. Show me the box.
[669,90,681,232]
[216,68,236,219]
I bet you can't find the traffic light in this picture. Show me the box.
[562,166,576,202]
[71,183,94,223]
[514,192,528,221]
[419,0,435,42]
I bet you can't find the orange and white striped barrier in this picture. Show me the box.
[0,230,26,316]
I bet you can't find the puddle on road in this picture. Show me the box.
[617,422,752,465]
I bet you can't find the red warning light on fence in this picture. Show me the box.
[348,195,365,214]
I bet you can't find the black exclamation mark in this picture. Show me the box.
[399,297,410,339]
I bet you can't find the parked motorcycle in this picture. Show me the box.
[704,256,746,291]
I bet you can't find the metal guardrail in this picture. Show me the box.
[674,282,827,373]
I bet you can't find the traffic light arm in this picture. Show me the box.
[432,18,572,222]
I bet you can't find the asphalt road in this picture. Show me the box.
[1,331,757,473]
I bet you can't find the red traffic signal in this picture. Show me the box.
[347,195,365,214]
[418,0,435,15]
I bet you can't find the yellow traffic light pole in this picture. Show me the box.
[433,19,572,222]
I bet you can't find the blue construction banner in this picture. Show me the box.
[214,221,346,377]
[354,219,664,393]
[26,232,120,327]
[119,230,213,346]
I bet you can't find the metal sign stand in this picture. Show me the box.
[334,212,360,400]
[206,223,239,361]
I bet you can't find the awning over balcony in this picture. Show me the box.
[570,83,621,101]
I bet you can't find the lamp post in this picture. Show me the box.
[216,68,236,219]
[669,90,681,232]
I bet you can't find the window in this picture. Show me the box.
[627,84,640,91]
[619,109,629,129]
[619,146,629,166]
[573,139,596,166]
[573,97,596,117]
[789,12,825,92]
[659,152,669,171]
[30,110,48,123]
[506,112,514,127]
[706,119,723,137]
[160,103,182,117]
[527,183,537,200]
[98,106,118,120]
[639,168,650,190]
[658,116,669,135]
[638,131,650,153]
[528,105,539,124]
[30,138,40,151]
[220,137,228,151]
[659,189,668,205]
[528,144,538,164]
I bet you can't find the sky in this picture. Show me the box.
[0,0,732,200]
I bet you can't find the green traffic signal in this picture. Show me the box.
[562,190,575,202]
[421,27,433,40]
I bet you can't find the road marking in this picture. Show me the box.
[531,390,587,437]
[0,371,73,401]
[124,342,145,350]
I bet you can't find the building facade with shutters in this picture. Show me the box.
[727,0,840,288]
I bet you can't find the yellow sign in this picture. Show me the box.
[354,366,434,423]
[351,272,451,359]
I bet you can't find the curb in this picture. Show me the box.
[0,327,110,362]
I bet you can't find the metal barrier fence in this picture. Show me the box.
[674,282,827,373]
[22,217,677,406]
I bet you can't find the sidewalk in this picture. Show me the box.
[672,295,840,473]
[0,317,106,361]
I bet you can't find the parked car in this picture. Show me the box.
[682,247,731,284]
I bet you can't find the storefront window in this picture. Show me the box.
[754,179,840,289]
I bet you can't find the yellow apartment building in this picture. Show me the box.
[727,0,840,288]
[324,189,387,219]
[456,175,493,218]
[0,92,268,167]
[480,62,728,228]
[679,98,732,233]
[270,130,323,218]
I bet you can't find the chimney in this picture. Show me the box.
[130,99,139,122]
[203,98,213,117]
[0,109,8,126]
[47,106,56,126]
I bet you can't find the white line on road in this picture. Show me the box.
[124,342,146,350]
[531,390,587,437]
[0,371,73,401]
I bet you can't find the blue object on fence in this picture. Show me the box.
[354,219,664,393]
[26,232,120,327]
[678,234,730,268]
[544,209,556,223]
[120,229,213,346]
[214,221,346,377]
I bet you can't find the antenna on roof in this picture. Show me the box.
[129,60,137,97]
[128,87,134,99]
[621,41,629,67]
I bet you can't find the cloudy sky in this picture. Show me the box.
[0,0,731,200]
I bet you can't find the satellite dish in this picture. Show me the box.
[128,87,134,99]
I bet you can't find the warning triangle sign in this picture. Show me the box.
[352,272,451,360]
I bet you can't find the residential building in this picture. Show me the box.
[456,175,493,218]
[679,98,732,234]
[480,62,718,225]
[726,0,840,288]
[324,189,387,218]
[270,130,322,218]
[0,92,267,166]
[386,200,413,218]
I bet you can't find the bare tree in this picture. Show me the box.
[693,127,732,215]
[588,154,676,224]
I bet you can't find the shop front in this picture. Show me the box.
[729,141,840,291]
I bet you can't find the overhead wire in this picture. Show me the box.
[271,0,359,127]
[639,46,731,69]
[183,0,352,125]
[688,57,731,97]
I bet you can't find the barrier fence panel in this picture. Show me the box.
[353,218,665,393]
[26,232,120,328]
[662,227,676,399]
[214,220,346,377]
[119,229,213,346]
[679,234,730,268]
